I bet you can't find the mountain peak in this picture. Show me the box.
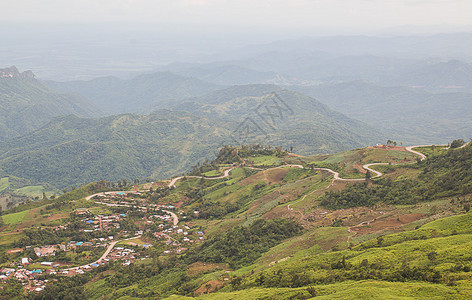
[0,66,36,79]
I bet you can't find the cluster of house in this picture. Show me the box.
[1,191,208,293]
[92,192,143,206]
[153,224,205,254]
[31,237,113,258]
[107,247,139,266]
[34,245,65,257]
[79,211,128,232]
[0,267,53,292]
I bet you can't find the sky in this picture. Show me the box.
[2,0,472,35]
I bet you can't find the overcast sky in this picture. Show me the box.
[2,0,472,34]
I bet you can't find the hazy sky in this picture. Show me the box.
[3,0,472,34]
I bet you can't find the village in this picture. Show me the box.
[0,190,205,293]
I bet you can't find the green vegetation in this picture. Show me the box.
[0,84,383,190]
[185,219,301,269]
[1,209,29,225]
[0,111,233,189]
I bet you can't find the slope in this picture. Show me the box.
[0,85,384,189]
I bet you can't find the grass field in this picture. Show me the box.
[164,280,464,299]
[413,145,449,158]
[2,209,29,225]
[0,231,24,246]
[0,177,9,192]
[14,185,55,198]
[246,155,282,167]
[202,170,222,177]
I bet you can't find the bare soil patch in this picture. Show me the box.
[194,280,224,295]
[187,262,227,277]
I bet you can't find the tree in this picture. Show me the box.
[427,251,437,261]
[450,139,465,149]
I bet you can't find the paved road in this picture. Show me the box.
[85,190,135,201]
[168,167,236,188]
[405,145,433,161]
[167,145,436,188]
[162,210,179,226]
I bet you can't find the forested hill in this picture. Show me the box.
[174,84,384,154]
[0,111,232,189]
[0,66,102,139]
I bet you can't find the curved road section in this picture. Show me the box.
[167,143,468,188]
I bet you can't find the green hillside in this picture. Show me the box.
[0,175,60,210]
[0,66,102,139]
[174,85,384,155]
[0,111,232,189]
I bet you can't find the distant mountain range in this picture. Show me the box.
[293,80,472,144]
[0,66,101,139]
[155,62,279,86]
[146,55,472,93]
[45,72,224,115]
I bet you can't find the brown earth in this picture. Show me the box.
[194,280,224,295]
[265,169,290,185]
[187,262,227,277]
[368,145,407,152]
[6,248,23,254]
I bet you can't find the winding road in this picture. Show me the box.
[168,167,236,188]
[167,143,463,188]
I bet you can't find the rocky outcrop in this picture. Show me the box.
[0,66,36,79]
